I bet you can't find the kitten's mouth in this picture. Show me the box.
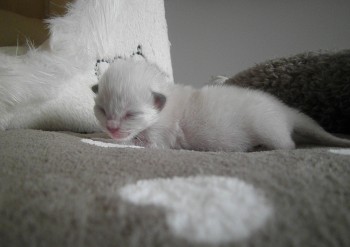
[106,127,130,140]
[110,132,130,140]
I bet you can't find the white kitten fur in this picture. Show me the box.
[94,59,350,152]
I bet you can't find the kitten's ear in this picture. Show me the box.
[91,84,99,94]
[152,91,166,111]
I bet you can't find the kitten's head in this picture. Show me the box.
[92,59,167,141]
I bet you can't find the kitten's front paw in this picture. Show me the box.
[132,136,149,147]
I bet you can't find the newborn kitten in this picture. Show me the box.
[92,59,350,152]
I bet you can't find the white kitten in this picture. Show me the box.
[93,59,350,152]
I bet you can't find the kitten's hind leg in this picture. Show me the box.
[266,136,295,150]
[256,124,296,150]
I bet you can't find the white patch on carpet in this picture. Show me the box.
[119,176,272,244]
[329,148,350,155]
[81,138,142,148]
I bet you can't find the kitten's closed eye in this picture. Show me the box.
[124,111,142,119]
[97,106,106,115]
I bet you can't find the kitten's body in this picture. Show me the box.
[93,59,350,152]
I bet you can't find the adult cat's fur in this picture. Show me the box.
[93,59,350,152]
[211,50,350,134]
[0,0,172,132]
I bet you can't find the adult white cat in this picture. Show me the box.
[0,0,172,132]
[93,59,350,152]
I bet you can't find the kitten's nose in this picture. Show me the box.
[106,120,119,133]
[106,120,119,129]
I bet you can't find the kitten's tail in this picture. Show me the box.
[290,109,350,147]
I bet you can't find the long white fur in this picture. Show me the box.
[0,0,172,132]
[94,59,350,152]
[0,44,81,106]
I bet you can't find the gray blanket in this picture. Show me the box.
[1,129,349,247]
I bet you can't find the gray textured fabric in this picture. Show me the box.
[1,129,349,247]
[224,50,350,134]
